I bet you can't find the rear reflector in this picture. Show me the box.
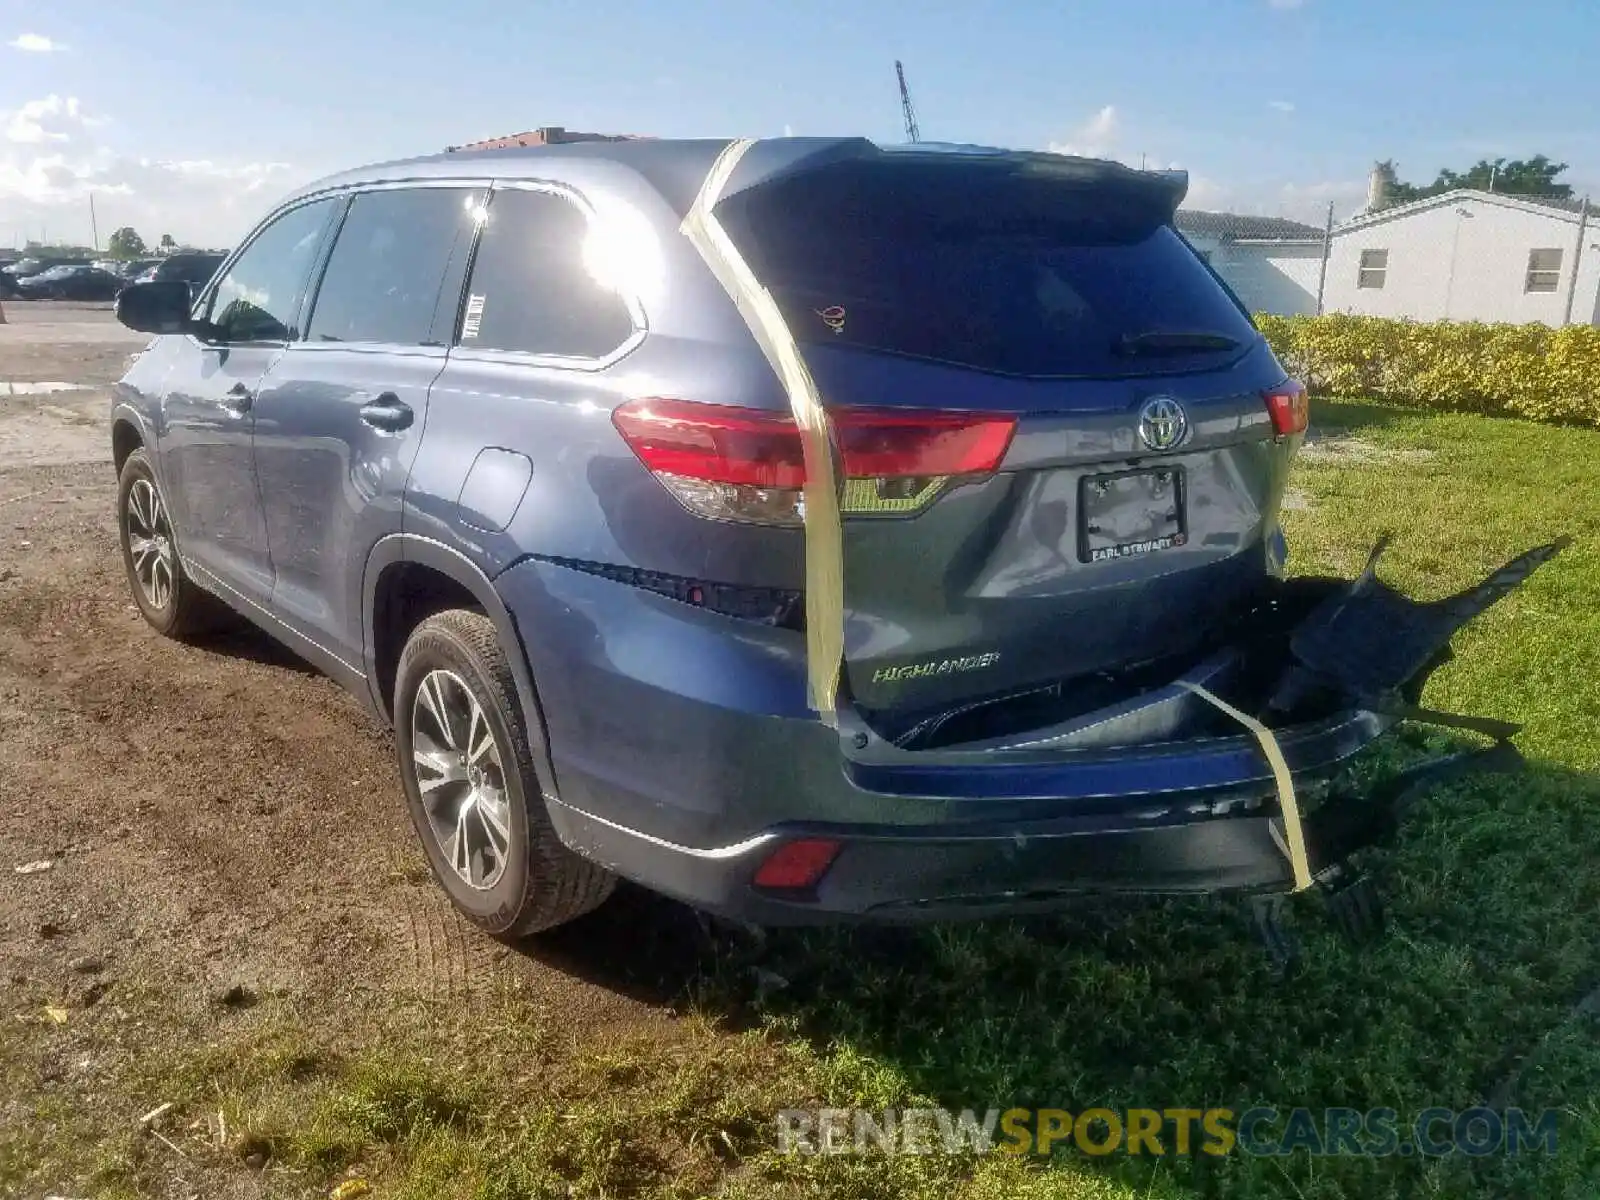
[1264,380,1309,436]
[752,837,842,891]
[613,399,1017,525]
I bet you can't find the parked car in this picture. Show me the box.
[109,138,1554,937]
[14,264,127,301]
[133,251,227,294]
[4,255,91,280]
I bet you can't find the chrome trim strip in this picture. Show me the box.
[548,795,777,860]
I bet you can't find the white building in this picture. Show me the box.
[1321,188,1599,326]
[1175,210,1326,317]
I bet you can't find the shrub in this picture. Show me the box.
[1255,313,1600,428]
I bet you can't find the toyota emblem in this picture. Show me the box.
[1137,396,1188,452]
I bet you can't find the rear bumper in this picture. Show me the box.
[495,558,1439,923]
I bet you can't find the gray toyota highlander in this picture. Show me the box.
[109,136,1559,941]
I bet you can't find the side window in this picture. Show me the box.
[206,198,339,343]
[458,188,634,359]
[307,187,484,346]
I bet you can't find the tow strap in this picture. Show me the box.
[1178,680,1313,892]
[679,139,846,725]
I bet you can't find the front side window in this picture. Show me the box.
[457,188,635,359]
[1525,248,1562,293]
[1357,248,1388,289]
[307,187,484,346]
[206,197,339,343]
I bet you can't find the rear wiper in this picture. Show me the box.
[1114,330,1242,356]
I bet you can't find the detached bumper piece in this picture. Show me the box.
[1237,536,1566,970]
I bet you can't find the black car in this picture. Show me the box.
[15,264,128,301]
[134,251,228,294]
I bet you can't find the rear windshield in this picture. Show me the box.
[723,163,1258,378]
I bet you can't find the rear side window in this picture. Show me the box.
[722,163,1259,378]
[457,188,634,359]
[308,187,483,346]
[207,198,339,343]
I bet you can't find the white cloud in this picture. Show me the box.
[8,33,64,52]
[1268,100,1296,114]
[0,94,307,247]
[6,94,86,144]
[1047,105,1120,159]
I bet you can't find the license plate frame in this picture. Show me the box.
[1078,466,1188,564]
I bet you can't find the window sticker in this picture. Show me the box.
[462,293,486,339]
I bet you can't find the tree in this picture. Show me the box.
[159,233,176,253]
[107,226,148,259]
[1386,155,1573,204]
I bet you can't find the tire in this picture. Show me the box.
[394,609,615,936]
[117,449,215,638]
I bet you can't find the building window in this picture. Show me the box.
[1357,249,1388,289]
[1525,248,1563,294]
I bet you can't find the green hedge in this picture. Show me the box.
[1255,313,1600,428]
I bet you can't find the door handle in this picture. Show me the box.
[222,382,253,416]
[359,393,414,432]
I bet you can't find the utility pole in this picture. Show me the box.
[895,60,921,143]
[1315,200,1334,315]
[89,193,99,251]
[1561,195,1590,327]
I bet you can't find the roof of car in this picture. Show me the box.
[288,137,739,216]
[283,138,1189,221]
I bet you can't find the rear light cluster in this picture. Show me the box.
[612,399,1016,525]
[1264,379,1309,437]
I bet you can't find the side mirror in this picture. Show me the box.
[115,280,195,335]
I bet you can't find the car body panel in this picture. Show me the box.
[252,343,446,671]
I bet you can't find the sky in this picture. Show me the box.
[3,0,1599,250]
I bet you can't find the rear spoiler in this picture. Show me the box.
[709,137,1190,214]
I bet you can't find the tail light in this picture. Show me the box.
[612,399,1016,525]
[1264,380,1309,437]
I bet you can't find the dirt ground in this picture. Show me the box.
[0,304,706,1198]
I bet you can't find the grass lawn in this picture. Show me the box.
[7,398,1598,1199]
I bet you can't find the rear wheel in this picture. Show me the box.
[117,449,214,637]
[394,609,615,936]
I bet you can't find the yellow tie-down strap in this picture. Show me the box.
[680,139,845,725]
[1177,681,1313,892]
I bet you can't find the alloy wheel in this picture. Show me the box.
[410,669,512,890]
[125,477,176,611]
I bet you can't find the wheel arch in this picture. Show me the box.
[110,403,155,477]
[363,535,560,802]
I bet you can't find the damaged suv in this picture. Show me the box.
[109,138,1561,937]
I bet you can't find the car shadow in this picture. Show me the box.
[185,617,321,677]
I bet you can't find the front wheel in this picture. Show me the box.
[394,609,615,936]
[116,449,214,637]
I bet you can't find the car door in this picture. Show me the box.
[157,196,341,606]
[249,183,485,672]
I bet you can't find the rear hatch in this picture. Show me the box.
[709,146,1305,732]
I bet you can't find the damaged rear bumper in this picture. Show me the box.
[511,538,1565,925]
[547,713,1512,925]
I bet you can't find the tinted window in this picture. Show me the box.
[207,198,338,343]
[308,187,483,346]
[458,189,634,358]
[724,164,1259,378]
